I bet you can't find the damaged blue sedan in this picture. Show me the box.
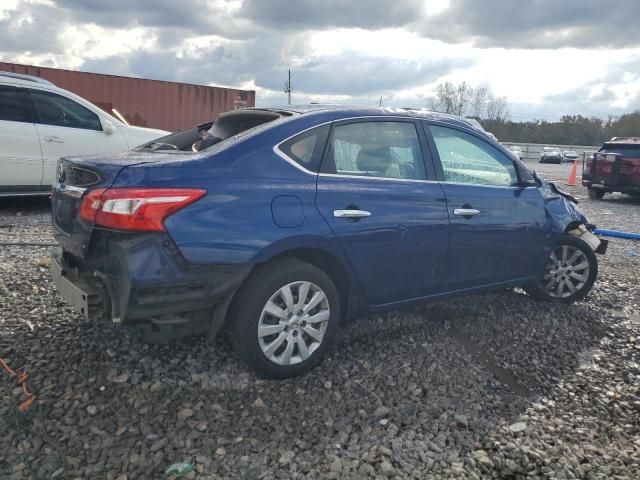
[50,106,606,378]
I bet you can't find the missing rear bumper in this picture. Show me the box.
[51,251,105,319]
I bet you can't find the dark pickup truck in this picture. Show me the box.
[583,137,640,199]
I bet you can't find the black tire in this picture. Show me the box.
[227,259,340,379]
[525,234,597,304]
[588,188,605,200]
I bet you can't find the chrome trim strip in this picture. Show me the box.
[318,172,434,184]
[57,184,86,198]
[438,181,521,189]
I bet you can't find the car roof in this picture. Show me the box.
[252,105,480,131]
[0,71,55,86]
[606,137,640,145]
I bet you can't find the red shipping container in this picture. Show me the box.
[0,62,256,132]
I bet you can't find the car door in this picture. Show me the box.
[424,122,547,290]
[28,88,128,187]
[315,119,449,305]
[0,85,44,188]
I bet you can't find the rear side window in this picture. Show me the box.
[278,124,330,172]
[0,86,31,123]
[601,145,640,157]
[322,121,427,180]
[29,89,102,131]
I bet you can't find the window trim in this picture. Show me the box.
[0,85,36,124]
[27,88,104,132]
[276,124,330,173]
[422,120,525,187]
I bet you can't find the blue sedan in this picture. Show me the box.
[50,106,606,378]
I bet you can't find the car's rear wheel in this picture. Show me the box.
[526,234,597,304]
[588,187,605,200]
[227,259,340,378]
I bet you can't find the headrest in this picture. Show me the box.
[356,146,391,173]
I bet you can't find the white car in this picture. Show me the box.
[562,150,579,163]
[0,71,168,196]
[508,145,523,160]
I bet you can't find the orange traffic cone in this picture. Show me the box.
[566,159,578,186]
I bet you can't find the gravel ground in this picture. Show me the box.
[1,177,639,479]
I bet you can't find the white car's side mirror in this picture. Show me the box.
[102,119,115,135]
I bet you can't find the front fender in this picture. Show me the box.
[539,179,588,233]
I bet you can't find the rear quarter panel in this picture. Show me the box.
[112,116,348,267]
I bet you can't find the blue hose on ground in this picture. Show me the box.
[594,228,640,240]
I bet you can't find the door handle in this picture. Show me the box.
[44,136,65,143]
[453,208,480,216]
[333,209,372,219]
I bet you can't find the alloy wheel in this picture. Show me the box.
[542,245,590,298]
[257,281,330,366]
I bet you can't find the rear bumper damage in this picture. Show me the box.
[51,231,252,340]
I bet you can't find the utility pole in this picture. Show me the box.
[379,96,383,107]
[283,69,292,105]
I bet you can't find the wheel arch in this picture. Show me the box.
[262,247,357,325]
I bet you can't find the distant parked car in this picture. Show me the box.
[582,137,640,199]
[0,71,167,196]
[540,147,563,164]
[508,145,523,160]
[563,150,579,163]
[50,105,606,378]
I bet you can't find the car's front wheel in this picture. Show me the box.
[526,234,597,304]
[228,259,340,378]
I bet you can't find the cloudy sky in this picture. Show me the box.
[2,0,640,121]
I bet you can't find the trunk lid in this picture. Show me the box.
[51,152,164,258]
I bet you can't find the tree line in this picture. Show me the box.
[483,113,640,147]
[426,82,640,146]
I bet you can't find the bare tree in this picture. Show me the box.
[486,96,510,121]
[471,87,488,118]
[430,81,473,116]
[426,82,509,121]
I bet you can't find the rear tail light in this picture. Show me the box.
[620,158,640,176]
[79,188,206,231]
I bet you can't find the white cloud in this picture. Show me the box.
[1,0,639,120]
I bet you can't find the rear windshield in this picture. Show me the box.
[136,110,288,153]
[600,144,640,157]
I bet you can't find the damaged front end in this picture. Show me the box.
[538,176,608,255]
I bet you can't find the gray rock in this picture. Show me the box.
[373,406,391,419]
[329,457,342,473]
[177,408,194,420]
[379,460,396,477]
[508,422,527,433]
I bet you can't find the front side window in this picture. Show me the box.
[0,86,30,123]
[278,124,330,172]
[30,90,102,131]
[322,122,426,180]
[429,125,518,186]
